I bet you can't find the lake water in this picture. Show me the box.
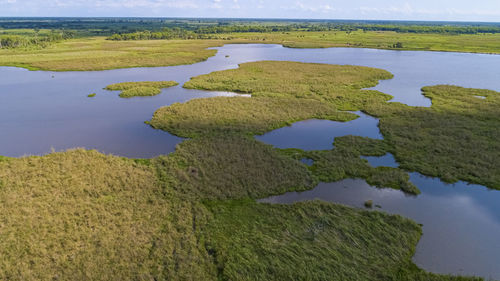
[1,44,499,279]
[255,111,382,150]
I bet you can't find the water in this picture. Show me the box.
[260,173,500,280]
[256,111,382,150]
[362,153,399,168]
[2,44,500,157]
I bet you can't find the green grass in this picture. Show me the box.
[153,135,316,200]
[0,149,215,280]
[2,30,500,71]
[365,85,500,189]
[87,93,96,97]
[105,81,179,98]
[281,136,419,194]
[204,199,479,281]
[184,61,393,110]
[0,37,224,71]
[215,30,500,54]
[149,96,356,137]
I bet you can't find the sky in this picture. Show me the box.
[1,0,500,22]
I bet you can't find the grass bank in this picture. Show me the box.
[1,30,500,71]
[184,61,393,110]
[105,81,179,98]
[366,85,500,189]
[0,37,224,71]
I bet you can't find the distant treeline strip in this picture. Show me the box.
[0,30,76,49]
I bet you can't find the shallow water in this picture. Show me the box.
[256,111,382,150]
[2,44,500,157]
[361,153,399,168]
[260,173,500,280]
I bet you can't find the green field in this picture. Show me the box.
[105,81,179,98]
[1,30,500,71]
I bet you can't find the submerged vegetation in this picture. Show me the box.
[105,81,179,98]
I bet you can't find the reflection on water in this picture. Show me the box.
[256,111,382,150]
[362,153,399,168]
[260,173,500,280]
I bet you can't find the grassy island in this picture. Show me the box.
[105,81,179,98]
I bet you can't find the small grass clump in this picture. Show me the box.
[184,61,393,110]
[105,81,178,98]
[87,93,96,97]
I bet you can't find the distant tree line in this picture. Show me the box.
[107,23,500,41]
[0,30,75,49]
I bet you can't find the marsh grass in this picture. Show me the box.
[87,93,96,97]
[2,30,500,71]
[281,136,419,194]
[0,38,224,71]
[105,81,178,98]
[204,199,479,281]
[184,61,393,110]
[153,135,316,200]
[150,96,356,137]
[0,149,215,280]
[366,85,500,189]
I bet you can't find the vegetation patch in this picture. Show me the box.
[0,38,224,71]
[281,136,419,194]
[0,149,215,280]
[105,81,178,98]
[149,96,356,137]
[184,61,393,110]
[366,85,500,189]
[204,199,478,281]
[87,93,96,97]
[153,135,316,200]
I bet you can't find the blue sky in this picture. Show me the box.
[1,0,500,22]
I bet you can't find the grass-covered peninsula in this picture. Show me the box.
[105,81,179,98]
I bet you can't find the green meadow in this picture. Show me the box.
[105,81,179,98]
[1,30,500,71]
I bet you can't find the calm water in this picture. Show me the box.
[260,173,500,280]
[362,153,399,168]
[256,111,382,150]
[1,44,500,278]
